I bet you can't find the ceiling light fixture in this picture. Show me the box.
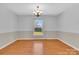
[33,6,43,17]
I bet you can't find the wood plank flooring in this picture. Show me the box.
[0,39,79,55]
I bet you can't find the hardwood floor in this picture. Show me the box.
[43,40,79,55]
[0,39,79,55]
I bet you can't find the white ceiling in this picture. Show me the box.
[2,3,74,16]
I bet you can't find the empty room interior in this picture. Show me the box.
[0,3,79,55]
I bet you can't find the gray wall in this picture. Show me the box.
[58,4,79,49]
[16,15,57,38]
[59,4,79,33]
[0,4,17,48]
[17,15,57,31]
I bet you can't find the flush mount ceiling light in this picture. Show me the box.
[33,6,43,17]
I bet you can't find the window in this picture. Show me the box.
[33,18,44,35]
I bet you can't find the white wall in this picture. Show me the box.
[0,4,17,48]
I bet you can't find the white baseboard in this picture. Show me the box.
[58,39,79,51]
[16,38,59,40]
[0,40,16,49]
